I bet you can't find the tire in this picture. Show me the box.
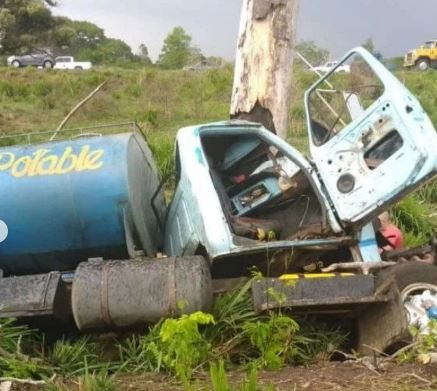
[74,66,83,70]
[43,61,53,69]
[11,60,21,68]
[416,58,430,71]
[378,262,437,327]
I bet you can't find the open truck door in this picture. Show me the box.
[305,48,437,227]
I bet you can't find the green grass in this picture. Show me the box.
[393,194,436,246]
[0,65,233,179]
[398,69,437,128]
[0,280,346,388]
[47,337,109,376]
[0,65,233,136]
[0,64,435,386]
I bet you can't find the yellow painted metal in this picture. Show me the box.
[279,273,355,280]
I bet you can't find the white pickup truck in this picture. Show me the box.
[54,56,92,70]
[313,61,350,74]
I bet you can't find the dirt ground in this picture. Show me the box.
[10,361,437,391]
[118,362,437,391]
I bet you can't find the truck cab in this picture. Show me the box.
[165,48,437,278]
[404,39,437,70]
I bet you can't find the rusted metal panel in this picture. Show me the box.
[0,272,68,318]
[357,283,407,354]
[71,257,213,331]
[217,236,354,259]
[251,275,386,312]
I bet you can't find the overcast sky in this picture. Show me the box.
[52,0,437,61]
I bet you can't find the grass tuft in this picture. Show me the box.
[47,337,108,376]
[393,194,436,246]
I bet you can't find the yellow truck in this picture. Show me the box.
[404,39,437,70]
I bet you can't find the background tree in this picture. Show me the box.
[295,40,330,66]
[362,37,383,60]
[157,26,198,69]
[138,43,152,65]
[362,38,375,54]
[72,37,134,64]
[187,45,205,66]
[0,0,138,65]
[0,0,55,53]
[51,18,136,64]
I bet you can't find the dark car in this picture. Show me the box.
[7,49,55,69]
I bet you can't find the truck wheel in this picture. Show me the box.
[43,61,53,69]
[379,262,437,328]
[11,60,21,68]
[416,58,430,71]
[74,66,83,70]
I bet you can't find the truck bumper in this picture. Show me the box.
[252,274,408,353]
[252,274,389,312]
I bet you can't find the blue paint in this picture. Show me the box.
[360,239,378,247]
[427,307,437,320]
[0,132,163,275]
[358,223,382,263]
[194,147,205,165]
[223,137,261,171]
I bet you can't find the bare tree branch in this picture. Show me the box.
[50,81,107,141]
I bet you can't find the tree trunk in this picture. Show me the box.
[231,0,299,139]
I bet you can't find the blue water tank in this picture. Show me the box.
[0,132,165,275]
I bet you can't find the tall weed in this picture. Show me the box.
[159,311,215,384]
[393,194,436,246]
[243,314,299,370]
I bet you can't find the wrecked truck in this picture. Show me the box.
[0,48,437,353]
